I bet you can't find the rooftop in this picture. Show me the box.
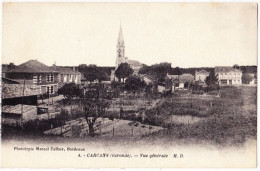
[127,59,143,66]
[51,66,81,75]
[2,104,37,114]
[166,74,179,80]
[2,84,41,99]
[8,60,58,73]
[139,74,157,81]
[179,74,195,83]
[2,77,21,84]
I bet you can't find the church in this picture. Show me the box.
[110,25,143,81]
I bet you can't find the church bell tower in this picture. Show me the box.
[116,25,126,68]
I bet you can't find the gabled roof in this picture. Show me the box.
[51,66,81,75]
[8,60,58,73]
[2,77,21,84]
[215,66,242,73]
[139,74,157,81]
[166,74,179,80]
[127,59,143,66]
[179,73,195,83]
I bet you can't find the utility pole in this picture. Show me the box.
[20,75,26,128]
[113,126,114,136]
[47,88,50,106]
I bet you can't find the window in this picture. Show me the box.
[47,85,54,95]
[33,75,37,84]
[38,75,42,83]
[46,74,54,82]
[33,74,42,84]
[220,79,227,84]
[118,49,121,57]
[51,86,54,94]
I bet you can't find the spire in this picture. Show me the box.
[117,24,124,46]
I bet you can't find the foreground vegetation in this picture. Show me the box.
[2,86,256,147]
[142,86,257,146]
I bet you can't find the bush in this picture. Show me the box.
[205,84,220,92]
[71,125,82,137]
[108,115,114,120]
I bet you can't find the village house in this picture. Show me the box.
[157,82,166,93]
[165,77,174,92]
[2,63,16,77]
[5,60,59,96]
[139,74,157,85]
[215,66,242,85]
[165,73,179,80]
[51,65,81,88]
[2,77,40,106]
[179,73,195,83]
[2,77,41,126]
[195,70,210,82]
[2,75,61,127]
[165,73,195,89]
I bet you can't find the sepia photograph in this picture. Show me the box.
[1,2,258,168]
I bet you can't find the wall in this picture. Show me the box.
[195,74,209,82]
[217,72,242,85]
[6,72,59,85]
[2,95,38,106]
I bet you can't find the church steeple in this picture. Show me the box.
[117,24,124,46]
[116,24,126,68]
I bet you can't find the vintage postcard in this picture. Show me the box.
[1,2,257,168]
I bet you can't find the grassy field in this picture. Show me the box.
[142,86,257,146]
[2,86,257,147]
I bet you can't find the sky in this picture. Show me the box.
[2,3,257,68]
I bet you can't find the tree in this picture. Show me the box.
[58,83,81,100]
[138,62,171,82]
[172,67,182,75]
[205,71,218,86]
[115,63,134,82]
[145,84,153,96]
[81,84,110,137]
[184,81,189,89]
[97,70,109,82]
[125,76,145,93]
[233,64,240,69]
[242,74,253,84]
[111,80,121,89]
[79,65,109,83]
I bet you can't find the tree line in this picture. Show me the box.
[75,63,257,83]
